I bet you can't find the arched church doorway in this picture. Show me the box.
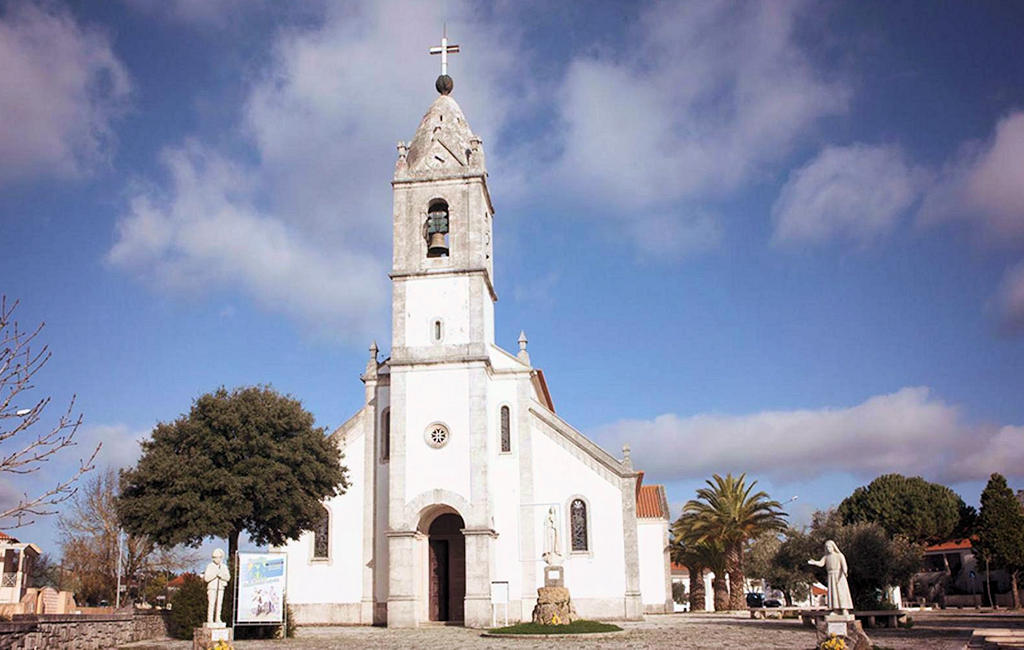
[427,512,465,622]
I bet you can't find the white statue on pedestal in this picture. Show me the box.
[542,506,563,566]
[203,548,231,625]
[808,540,854,614]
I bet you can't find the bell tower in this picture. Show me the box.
[390,65,495,365]
[385,42,501,628]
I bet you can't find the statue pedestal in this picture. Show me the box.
[192,623,233,650]
[815,614,871,650]
[544,565,564,588]
[532,586,577,626]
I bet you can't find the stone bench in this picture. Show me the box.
[799,609,907,629]
[749,606,805,620]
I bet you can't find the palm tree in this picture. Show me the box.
[670,529,727,612]
[680,473,788,611]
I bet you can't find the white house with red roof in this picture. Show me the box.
[279,59,672,629]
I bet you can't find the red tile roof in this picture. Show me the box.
[671,562,689,575]
[925,538,973,553]
[0,532,18,543]
[637,484,669,519]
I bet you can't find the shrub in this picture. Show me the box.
[169,574,207,639]
[672,582,688,605]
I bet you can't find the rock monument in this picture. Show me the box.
[532,507,577,625]
[808,540,870,650]
[194,548,233,650]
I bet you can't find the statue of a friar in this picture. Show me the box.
[204,548,231,625]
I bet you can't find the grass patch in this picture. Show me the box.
[488,620,623,635]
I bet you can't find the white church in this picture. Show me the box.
[281,37,672,629]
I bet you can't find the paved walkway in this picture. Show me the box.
[122,610,1024,649]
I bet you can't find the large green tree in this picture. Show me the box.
[976,473,1024,609]
[679,473,788,610]
[117,386,347,621]
[838,474,967,543]
[838,473,971,600]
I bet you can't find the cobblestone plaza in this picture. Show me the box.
[123,611,1024,650]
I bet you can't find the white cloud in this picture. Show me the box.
[628,211,721,260]
[109,142,386,339]
[920,111,1024,243]
[111,2,524,336]
[593,387,1024,485]
[0,3,130,184]
[995,262,1024,334]
[77,423,149,470]
[551,1,848,253]
[772,144,922,244]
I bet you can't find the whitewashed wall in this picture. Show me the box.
[488,373,523,610]
[530,422,626,606]
[283,428,366,607]
[637,519,668,607]
[403,367,473,502]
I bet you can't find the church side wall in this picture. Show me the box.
[530,425,627,619]
[637,519,671,612]
[283,427,367,625]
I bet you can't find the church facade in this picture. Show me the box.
[281,73,672,629]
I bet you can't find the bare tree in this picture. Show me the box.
[59,468,198,605]
[1,296,99,528]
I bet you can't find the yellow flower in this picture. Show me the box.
[820,634,846,650]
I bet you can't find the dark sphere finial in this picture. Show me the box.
[435,74,454,95]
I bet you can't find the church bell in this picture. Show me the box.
[426,206,449,257]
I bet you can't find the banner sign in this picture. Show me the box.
[235,552,287,624]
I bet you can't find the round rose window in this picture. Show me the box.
[424,423,450,449]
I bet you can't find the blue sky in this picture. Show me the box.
[2,0,1023,557]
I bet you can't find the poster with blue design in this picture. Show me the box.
[236,552,287,624]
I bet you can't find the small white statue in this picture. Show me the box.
[203,548,231,625]
[808,540,854,613]
[542,506,563,565]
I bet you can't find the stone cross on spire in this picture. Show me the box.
[429,24,460,76]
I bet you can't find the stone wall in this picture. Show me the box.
[0,609,171,649]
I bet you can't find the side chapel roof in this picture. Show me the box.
[637,484,670,519]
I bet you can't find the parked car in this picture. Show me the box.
[746,592,765,608]
[764,599,783,608]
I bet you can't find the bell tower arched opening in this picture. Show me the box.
[425,199,450,258]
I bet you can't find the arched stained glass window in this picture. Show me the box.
[313,505,329,559]
[381,409,391,461]
[500,406,511,453]
[570,498,588,552]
